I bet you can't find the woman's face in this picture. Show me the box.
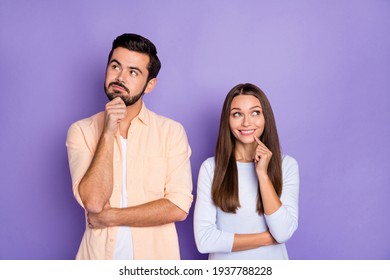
[229,94,265,145]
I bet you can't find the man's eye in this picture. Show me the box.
[130,70,138,77]
[112,65,119,70]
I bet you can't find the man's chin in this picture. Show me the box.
[105,90,144,106]
[106,92,124,101]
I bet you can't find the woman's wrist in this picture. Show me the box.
[256,170,270,181]
[258,231,276,246]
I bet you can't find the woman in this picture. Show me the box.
[194,83,299,259]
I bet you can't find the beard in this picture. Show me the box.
[105,81,148,106]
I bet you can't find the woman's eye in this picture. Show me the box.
[252,110,261,116]
[232,112,241,118]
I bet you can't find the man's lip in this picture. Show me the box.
[111,84,126,91]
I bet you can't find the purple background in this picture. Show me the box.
[1,0,389,260]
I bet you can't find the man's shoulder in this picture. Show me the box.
[66,112,104,145]
[69,111,104,130]
[147,109,185,131]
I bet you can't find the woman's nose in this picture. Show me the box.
[242,115,251,126]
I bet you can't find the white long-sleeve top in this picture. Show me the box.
[194,155,299,259]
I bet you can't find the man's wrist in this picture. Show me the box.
[107,207,121,227]
[101,130,117,139]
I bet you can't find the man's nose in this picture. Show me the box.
[116,69,126,82]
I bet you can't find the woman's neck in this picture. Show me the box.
[234,142,257,162]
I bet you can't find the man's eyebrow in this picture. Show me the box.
[109,59,144,75]
[129,66,143,74]
[109,59,121,66]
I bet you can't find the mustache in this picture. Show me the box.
[109,82,130,93]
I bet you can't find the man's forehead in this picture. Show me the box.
[111,47,150,68]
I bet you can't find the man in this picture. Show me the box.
[66,33,193,259]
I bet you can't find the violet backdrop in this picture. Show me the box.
[1,0,389,259]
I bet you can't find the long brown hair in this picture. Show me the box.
[212,83,283,214]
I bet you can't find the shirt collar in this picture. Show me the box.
[136,101,149,126]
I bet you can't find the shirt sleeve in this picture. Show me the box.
[264,155,299,243]
[193,159,235,254]
[65,122,94,209]
[163,123,193,214]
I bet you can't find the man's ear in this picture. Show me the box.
[144,78,157,94]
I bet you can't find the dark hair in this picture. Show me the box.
[212,83,283,214]
[107,33,161,81]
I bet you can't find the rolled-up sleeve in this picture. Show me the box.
[164,123,193,213]
[264,155,299,243]
[66,122,94,208]
[193,160,234,254]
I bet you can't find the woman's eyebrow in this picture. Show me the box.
[230,105,262,111]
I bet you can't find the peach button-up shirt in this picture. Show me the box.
[66,103,193,259]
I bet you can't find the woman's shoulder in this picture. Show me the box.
[200,156,216,170]
[282,154,298,165]
[197,157,216,186]
[281,154,299,174]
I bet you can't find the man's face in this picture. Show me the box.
[104,47,155,106]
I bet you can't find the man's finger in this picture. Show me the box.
[111,96,125,104]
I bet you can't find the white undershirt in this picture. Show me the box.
[112,137,134,259]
